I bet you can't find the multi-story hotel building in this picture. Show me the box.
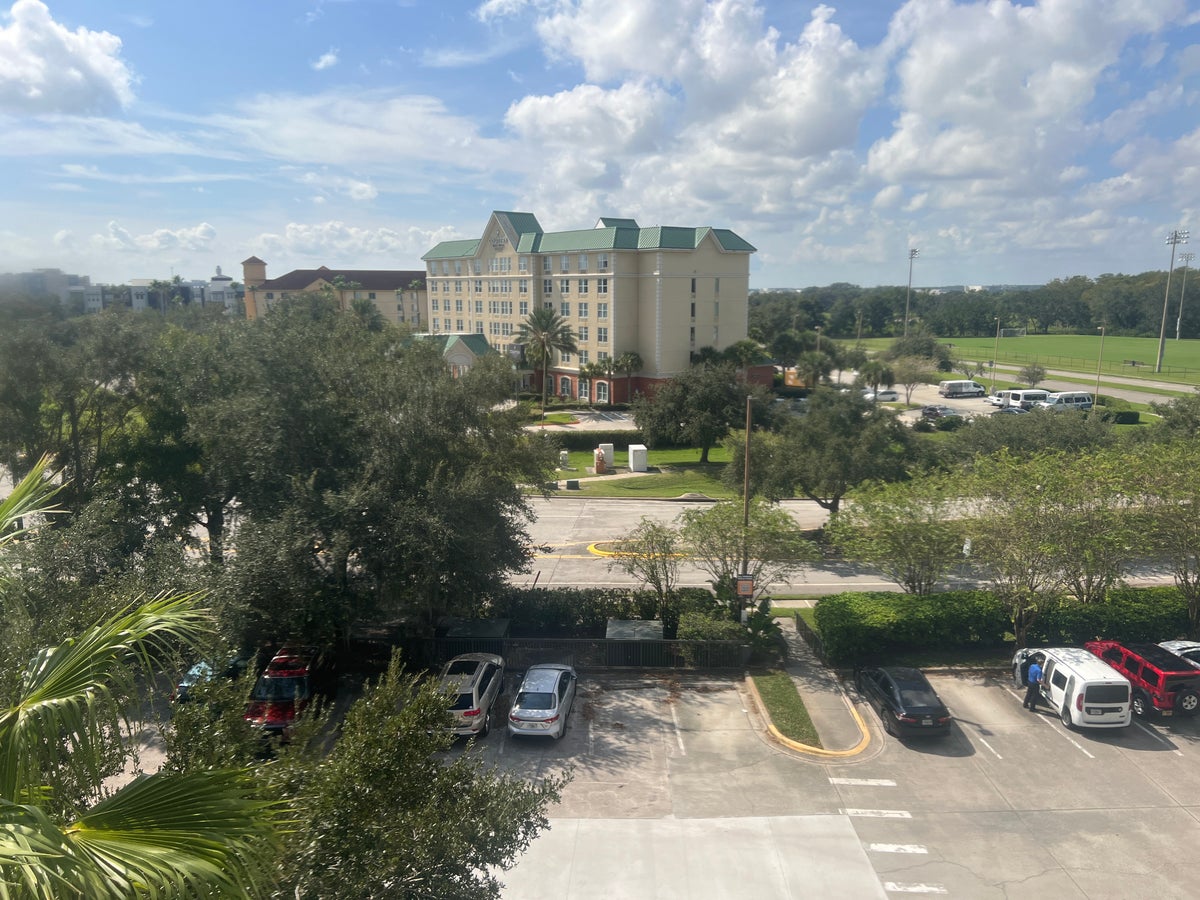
[421,211,755,402]
[241,257,427,328]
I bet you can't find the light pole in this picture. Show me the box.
[990,316,1001,393]
[1176,251,1195,341]
[1156,229,1189,373]
[815,325,822,353]
[903,248,919,337]
[1095,324,1106,401]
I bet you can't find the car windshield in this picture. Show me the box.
[444,660,478,675]
[898,687,941,709]
[1085,684,1129,703]
[449,692,474,711]
[252,675,309,702]
[515,691,555,710]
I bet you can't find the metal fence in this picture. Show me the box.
[404,637,748,671]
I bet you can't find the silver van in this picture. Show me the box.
[1013,647,1131,729]
[1004,389,1050,409]
[1037,391,1093,411]
[938,380,986,398]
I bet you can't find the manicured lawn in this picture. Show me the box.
[751,670,821,747]
[560,464,734,499]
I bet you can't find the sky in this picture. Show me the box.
[1,0,1199,291]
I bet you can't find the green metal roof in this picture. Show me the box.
[424,212,754,259]
[414,332,498,358]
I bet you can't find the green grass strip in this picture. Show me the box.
[751,669,821,747]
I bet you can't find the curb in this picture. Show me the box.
[744,673,871,758]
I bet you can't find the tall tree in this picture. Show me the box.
[613,351,643,404]
[517,307,578,419]
[608,517,683,628]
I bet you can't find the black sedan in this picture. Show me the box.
[856,666,953,737]
[920,404,959,420]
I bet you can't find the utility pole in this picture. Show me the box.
[903,248,919,337]
[1156,229,1188,373]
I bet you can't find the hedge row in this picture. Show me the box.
[813,586,1188,663]
[481,586,717,637]
[545,429,648,452]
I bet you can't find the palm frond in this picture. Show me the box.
[0,455,64,550]
[0,594,213,803]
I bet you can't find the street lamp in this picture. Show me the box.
[990,316,1001,393]
[815,325,822,353]
[1156,229,1189,373]
[903,248,919,337]
[1176,251,1195,341]
[1095,324,1106,401]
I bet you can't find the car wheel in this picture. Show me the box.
[1176,689,1200,716]
[882,713,895,737]
[1060,705,1073,729]
[1131,692,1152,718]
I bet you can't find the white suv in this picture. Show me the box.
[437,653,505,738]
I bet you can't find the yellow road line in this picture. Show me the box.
[745,674,871,758]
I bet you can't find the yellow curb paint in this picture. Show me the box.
[745,674,871,758]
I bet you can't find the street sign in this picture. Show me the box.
[736,575,754,597]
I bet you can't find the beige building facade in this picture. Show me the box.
[421,212,755,402]
[241,257,427,327]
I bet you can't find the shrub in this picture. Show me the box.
[935,415,968,431]
[1032,586,1187,644]
[677,611,747,643]
[550,430,647,452]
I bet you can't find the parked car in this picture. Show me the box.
[855,666,952,737]
[862,389,899,402]
[985,391,1008,407]
[243,644,333,738]
[991,406,1029,416]
[1159,640,1200,669]
[1012,647,1131,729]
[437,652,506,738]
[1085,640,1200,718]
[173,650,253,702]
[921,404,959,420]
[508,664,578,739]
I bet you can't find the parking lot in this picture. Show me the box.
[473,668,1200,899]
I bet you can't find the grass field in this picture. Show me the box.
[751,670,821,746]
[860,334,1200,385]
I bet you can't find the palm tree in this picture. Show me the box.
[0,460,284,898]
[859,359,895,401]
[578,360,608,407]
[517,307,578,420]
[613,351,643,405]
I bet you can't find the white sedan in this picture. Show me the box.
[862,389,899,402]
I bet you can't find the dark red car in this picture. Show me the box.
[243,644,330,737]
[1085,640,1200,718]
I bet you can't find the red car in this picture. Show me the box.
[243,644,330,738]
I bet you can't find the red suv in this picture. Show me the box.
[243,644,331,738]
[1085,640,1200,719]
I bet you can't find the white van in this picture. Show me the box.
[1012,647,1131,729]
[1004,389,1050,409]
[1037,391,1093,411]
[938,380,986,398]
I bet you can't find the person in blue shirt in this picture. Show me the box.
[1023,654,1044,710]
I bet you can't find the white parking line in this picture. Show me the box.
[868,844,928,854]
[972,732,1003,759]
[1133,719,1185,756]
[669,703,686,755]
[1005,687,1094,758]
[841,809,913,818]
[830,777,897,787]
[884,883,947,894]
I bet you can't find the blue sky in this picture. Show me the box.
[1,0,1198,290]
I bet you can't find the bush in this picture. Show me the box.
[482,586,659,637]
[935,415,968,431]
[1031,586,1187,644]
[1097,409,1140,424]
[550,430,647,451]
[677,611,747,642]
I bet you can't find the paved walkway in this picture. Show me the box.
[774,617,867,754]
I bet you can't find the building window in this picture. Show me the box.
[428,263,436,276]
[596,381,609,403]
[561,255,570,272]
[559,279,570,294]
[476,321,485,333]
[474,279,483,293]
[598,350,609,360]
[455,299,463,312]
[454,260,462,275]
[560,301,570,317]
[597,327,608,343]
[598,252,609,271]
[441,261,449,275]
[543,257,552,273]
[714,301,719,319]
[561,352,571,364]
[519,256,528,272]
[578,325,589,342]
[578,254,588,272]
[432,298,440,312]
[501,322,513,336]
[598,302,608,319]
[579,350,589,364]
[433,317,441,330]
[578,302,588,318]
[455,281,462,293]
[690,277,696,295]
[500,257,512,273]
[475,300,483,314]
[501,300,513,315]
[597,277,608,294]
[543,279,553,294]
[690,302,696,318]
[579,379,590,401]
[519,279,529,294]
[456,319,464,331]
[578,279,589,294]
[519,300,529,315]
[265,292,274,299]
[473,260,482,275]
[502,279,512,294]
[715,277,720,296]
[368,292,376,300]
[489,300,499,314]
[689,326,695,344]
[559,376,572,397]
[489,322,500,336]
[544,301,553,310]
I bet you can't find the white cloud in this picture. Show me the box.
[90,220,217,252]
[296,169,379,200]
[254,220,456,264]
[0,0,135,114]
[312,48,339,71]
[58,163,251,185]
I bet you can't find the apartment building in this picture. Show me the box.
[241,257,427,327]
[421,211,755,402]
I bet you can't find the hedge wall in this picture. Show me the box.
[812,586,1188,664]
[547,429,648,452]
[480,585,718,637]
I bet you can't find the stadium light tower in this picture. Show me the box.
[903,248,919,337]
[1176,251,1195,341]
[1156,229,1189,373]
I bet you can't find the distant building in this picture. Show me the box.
[422,211,755,402]
[413,332,498,378]
[0,268,89,303]
[241,257,427,327]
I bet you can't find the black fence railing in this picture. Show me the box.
[403,637,748,672]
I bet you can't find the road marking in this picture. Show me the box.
[840,809,912,818]
[884,883,947,894]
[1133,720,1185,756]
[868,844,928,854]
[1006,687,1095,758]
[669,703,686,755]
[830,777,897,786]
[972,732,1003,759]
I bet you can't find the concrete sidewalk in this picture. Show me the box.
[771,617,869,755]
